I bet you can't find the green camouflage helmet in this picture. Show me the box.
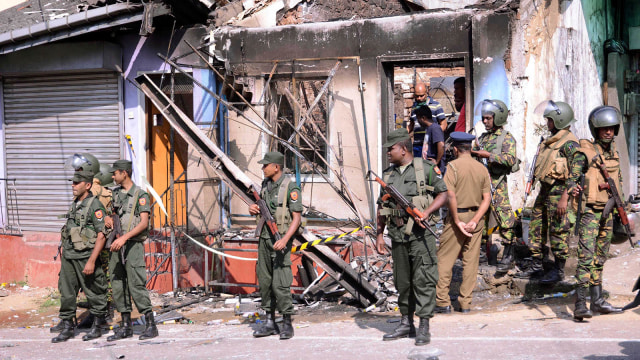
[588,105,621,138]
[479,99,509,127]
[95,163,114,187]
[66,153,100,174]
[535,100,575,129]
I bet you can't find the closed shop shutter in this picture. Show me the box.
[3,72,121,232]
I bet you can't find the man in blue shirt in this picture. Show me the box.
[413,105,446,174]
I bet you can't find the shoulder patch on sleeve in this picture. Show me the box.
[139,197,147,206]
[290,190,299,202]
[94,209,104,220]
[433,166,442,176]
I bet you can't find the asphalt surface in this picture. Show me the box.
[1,304,639,360]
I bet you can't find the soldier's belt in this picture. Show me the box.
[457,207,479,213]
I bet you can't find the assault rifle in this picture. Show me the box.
[594,155,635,247]
[367,170,438,239]
[573,174,585,237]
[250,187,283,242]
[105,209,126,265]
[524,136,545,206]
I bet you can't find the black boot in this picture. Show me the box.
[82,315,106,341]
[382,314,415,341]
[573,286,593,321]
[253,311,279,338]
[50,317,74,333]
[414,318,430,346]
[497,244,515,271]
[51,319,75,343]
[540,258,565,284]
[139,312,159,340]
[590,285,623,314]
[515,257,543,278]
[107,312,133,342]
[279,314,294,340]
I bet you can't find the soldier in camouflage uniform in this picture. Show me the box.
[376,129,448,346]
[471,100,519,271]
[517,101,586,283]
[572,106,625,321]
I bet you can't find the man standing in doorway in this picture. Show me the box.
[408,82,446,157]
[415,105,446,174]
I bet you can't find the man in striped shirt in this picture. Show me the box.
[407,83,446,159]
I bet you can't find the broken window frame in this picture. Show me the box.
[267,77,333,182]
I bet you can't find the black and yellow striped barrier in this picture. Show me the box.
[292,226,372,253]
[487,208,522,236]
[125,135,136,157]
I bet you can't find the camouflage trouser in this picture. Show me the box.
[99,249,113,303]
[484,177,517,244]
[528,184,575,260]
[575,206,613,288]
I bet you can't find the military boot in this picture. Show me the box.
[573,286,593,321]
[540,258,565,284]
[253,311,279,338]
[51,319,75,343]
[590,285,624,314]
[107,312,133,342]
[515,257,543,279]
[139,312,159,340]
[82,315,106,341]
[382,314,415,341]
[414,318,430,346]
[50,317,75,333]
[279,314,294,340]
[497,244,515,271]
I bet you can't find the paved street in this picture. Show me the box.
[1,303,639,360]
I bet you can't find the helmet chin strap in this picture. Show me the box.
[597,138,613,144]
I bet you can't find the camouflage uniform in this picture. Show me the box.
[475,128,518,244]
[528,132,586,261]
[575,141,623,288]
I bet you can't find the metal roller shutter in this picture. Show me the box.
[3,72,122,232]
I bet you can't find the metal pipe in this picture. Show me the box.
[170,70,178,294]
[357,59,374,280]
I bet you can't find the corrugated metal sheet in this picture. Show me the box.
[3,72,121,231]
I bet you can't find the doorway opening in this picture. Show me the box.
[145,73,192,229]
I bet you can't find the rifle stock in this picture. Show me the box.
[106,212,126,265]
[524,136,545,206]
[574,174,585,236]
[368,170,439,239]
[593,155,634,247]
